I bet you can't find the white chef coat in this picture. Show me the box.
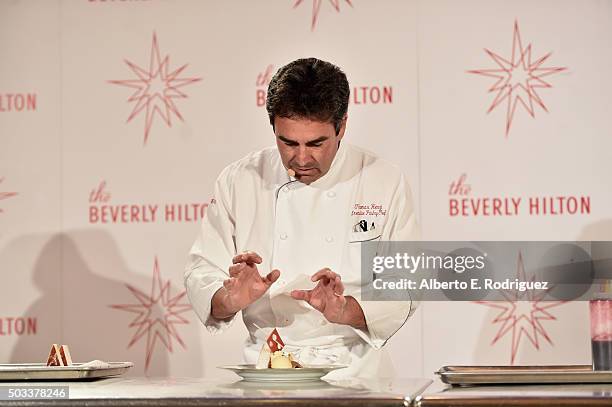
[184,142,419,378]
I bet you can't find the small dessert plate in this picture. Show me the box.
[218,364,347,382]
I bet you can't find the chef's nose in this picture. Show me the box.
[296,146,310,166]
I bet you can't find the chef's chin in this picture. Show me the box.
[296,175,313,184]
[296,173,320,184]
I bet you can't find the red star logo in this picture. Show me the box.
[475,252,567,364]
[468,21,567,137]
[111,257,192,372]
[109,33,202,145]
[293,0,353,31]
[0,178,17,214]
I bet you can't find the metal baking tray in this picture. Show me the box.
[437,365,612,385]
[0,362,133,381]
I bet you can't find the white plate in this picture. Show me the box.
[0,362,133,380]
[218,364,347,382]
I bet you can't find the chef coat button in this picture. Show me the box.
[325,236,334,243]
[280,233,288,240]
[326,191,336,198]
[282,186,289,193]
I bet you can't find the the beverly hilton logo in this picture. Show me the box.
[0,178,17,213]
[468,21,567,137]
[88,180,208,224]
[109,33,202,145]
[111,257,192,372]
[475,252,566,364]
[448,173,591,217]
[293,0,353,31]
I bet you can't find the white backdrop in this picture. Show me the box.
[1,0,610,379]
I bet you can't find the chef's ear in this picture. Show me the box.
[336,114,348,140]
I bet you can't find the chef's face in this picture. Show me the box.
[274,116,346,185]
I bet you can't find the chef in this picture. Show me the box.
[185,58,419,378]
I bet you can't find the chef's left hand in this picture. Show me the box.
[291,268,366,329]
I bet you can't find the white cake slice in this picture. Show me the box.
[255,342,271,369]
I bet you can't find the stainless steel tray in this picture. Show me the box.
[437,365,612,385]
[0,362,133,381]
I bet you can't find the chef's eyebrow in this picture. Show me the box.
[277,135,329,146]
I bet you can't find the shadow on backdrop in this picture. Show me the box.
[7,230,203,377]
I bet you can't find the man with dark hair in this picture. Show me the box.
[185,58,418,378]
[266,57,349,135]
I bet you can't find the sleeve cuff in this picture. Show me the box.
[204,307,238,334]
[349,294,415,350]
[186,278,237,335]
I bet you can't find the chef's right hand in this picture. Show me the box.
[211,251,280,319]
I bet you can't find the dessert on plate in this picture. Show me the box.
[256,328,303,369]
[46,344,73,366]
